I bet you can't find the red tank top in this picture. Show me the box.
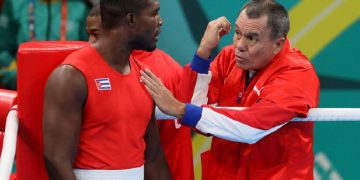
[62,46,153,169]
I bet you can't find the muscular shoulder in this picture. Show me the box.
[45,65,87,103]
[63,45,98,72]
[50,65,84,81]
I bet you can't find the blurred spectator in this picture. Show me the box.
[0,0,94,90]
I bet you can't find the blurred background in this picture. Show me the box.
[0,0,359,179]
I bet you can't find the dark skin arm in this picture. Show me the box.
[43,65,86,180]
[144,107,171,180]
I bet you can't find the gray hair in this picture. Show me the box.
[241,0,290,39]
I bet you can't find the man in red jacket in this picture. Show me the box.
[141,0,320,179]
[86,4,194,180]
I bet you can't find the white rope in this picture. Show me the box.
[0,108,19,180]
[0,106,357,180]
[293,108,360,121]
[155,107,360,121]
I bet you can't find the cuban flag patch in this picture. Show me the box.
[95,78,111,90]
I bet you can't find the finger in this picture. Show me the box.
[213,19,230,38]
[224,20,231,33]
[140,73,157,92]
[141,73,168,97]
[144,84,158,99]
[214,17,225,29]
[141,69,156,83]
[143,69,166,89]
[140,69,151,80]
[140,69,157,86]
[143,68,163,85]
[220,19,231,33]
[140,70,152,85]
[224,17,231,28]
[209,18,225,32]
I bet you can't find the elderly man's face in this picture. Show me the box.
[233,10,282,71]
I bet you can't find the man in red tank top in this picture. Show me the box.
[43,0,170,179]
[85,4,194,180]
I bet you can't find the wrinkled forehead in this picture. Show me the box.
[235,10,269,34]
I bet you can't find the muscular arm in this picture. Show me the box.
[144,108,171,180]
[43,65,87,180]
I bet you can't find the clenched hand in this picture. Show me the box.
[197,16,231,59]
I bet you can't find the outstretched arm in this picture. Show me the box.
[140,69,298,144]
[144,108,171,180]
[43,65,87,180]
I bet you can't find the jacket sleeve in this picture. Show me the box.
[176,54,211,105]
[181,99,297,144]
[177,49,231,106]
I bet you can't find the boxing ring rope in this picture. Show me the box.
[155,107,360,121]
[0,108,19,180]
[0,107,359,179]
[292,108,360,121]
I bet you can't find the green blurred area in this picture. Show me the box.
[312,20,360,179]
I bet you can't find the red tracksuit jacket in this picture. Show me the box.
[179,40,320,179]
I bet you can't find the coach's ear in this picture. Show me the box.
[273,37,285,55]
[125,13,137,26]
